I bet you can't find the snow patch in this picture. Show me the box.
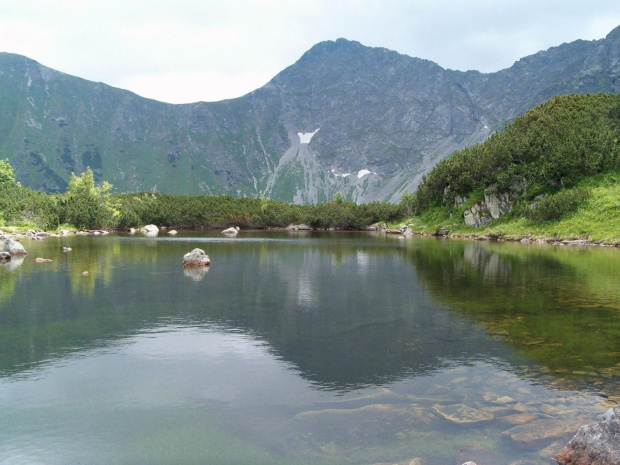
[331,169,350,178]
[298,128,319,144]
[357,169,376,179]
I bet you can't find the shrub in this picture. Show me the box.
[526,187,591,222]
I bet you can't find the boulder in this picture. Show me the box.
[62,247,72,252]
[141,224,159,234]
[167,230,178,235]
[0,251,11,262]
[183,248,211,267]
[554,405,620,465]
[35,257,52,263]
[3,239,28,256]
[222,226,240,235]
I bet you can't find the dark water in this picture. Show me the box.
[0,231,619,465]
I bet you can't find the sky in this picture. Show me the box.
[1,0,619,104]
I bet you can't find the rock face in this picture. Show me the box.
[464,203,492,228]
[1,26,620,202]
[554,405,620,465]
[462,183,524,227]
[2,239,28,255]
[182,248,211,267]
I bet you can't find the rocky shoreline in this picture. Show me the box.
[372,223,620,248]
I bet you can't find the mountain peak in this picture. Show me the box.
[606,24,620,41]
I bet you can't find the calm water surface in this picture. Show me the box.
[1,231,619,465]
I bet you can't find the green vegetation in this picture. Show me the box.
[58,167,119,229]
[396,94,620,243]
[2,94,619,240]
[0,162,402,231]
[0,158,15,184]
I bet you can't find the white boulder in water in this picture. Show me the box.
[3,239,28,256]
[183,248,211,267]
[222,226,240,235]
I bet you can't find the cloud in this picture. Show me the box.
[0,0,618,102]
[118,70,273,103]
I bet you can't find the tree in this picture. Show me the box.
[0,159,15,184]
[61,167,119,229]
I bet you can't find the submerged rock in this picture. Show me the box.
[2,239,28,255]
[35,257,52,263]
[183,248,211,267]
[554,405,620,465]
[502,419,583,449]
[0,251,10,262]
[432,404,494,425]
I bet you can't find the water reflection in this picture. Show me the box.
[183,265,209,281]
[1,233,619,464]
[404,239,620,395]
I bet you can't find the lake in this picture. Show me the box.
[1,231,619,465]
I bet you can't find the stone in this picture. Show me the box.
[485,191,514,218]
[2,239,28,255]
[62,247,72,252]
[183,248,211,267]
[464,203,491,228]
[82,271,89,276]
[432,404,494,425]
[454,194,467,206]
[222,226,240,235]
[483,393,515,404]
[141,224,159,234]
[502,419,584,449]
[35,257,52,263]
[498,412,539,426]
[0,251,11,262]
[167,230,178,235]
[554,405,620,465]
[285,224,312,231]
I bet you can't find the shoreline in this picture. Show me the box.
[2,225,620,249]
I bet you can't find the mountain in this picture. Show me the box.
[1,26,619,202]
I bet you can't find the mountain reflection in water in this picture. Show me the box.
[0,232,618,464]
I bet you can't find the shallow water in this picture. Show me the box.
[1,231,618,464]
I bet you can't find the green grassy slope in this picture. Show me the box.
[397,94,620,244]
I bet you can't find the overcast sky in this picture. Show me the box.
[1,0,619,103]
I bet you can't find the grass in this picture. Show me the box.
[392,171,620,245]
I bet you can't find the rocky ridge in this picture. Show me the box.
[0,26,619,203]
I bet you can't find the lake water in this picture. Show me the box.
[1,231,619,465]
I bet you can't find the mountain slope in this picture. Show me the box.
[0,26,619,202]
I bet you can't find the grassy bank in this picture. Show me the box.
[393,171,620,245]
